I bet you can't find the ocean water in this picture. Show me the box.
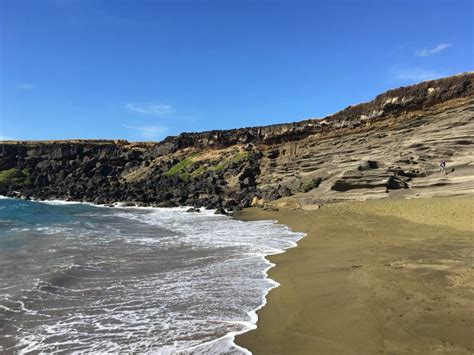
[0,197,303,354]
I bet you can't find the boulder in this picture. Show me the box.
[278,185,292,197]
[358,160,379,171]
[157,200,178,208]
[214,207,228,215]
[265,149,280,159]
[186,207,201,213]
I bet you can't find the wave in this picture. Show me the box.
[0,197,305,353]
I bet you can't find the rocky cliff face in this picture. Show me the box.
[1,73,473,209]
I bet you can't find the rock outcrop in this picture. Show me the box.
[1,73,473,209]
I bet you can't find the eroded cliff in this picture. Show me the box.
[1,73,473,209]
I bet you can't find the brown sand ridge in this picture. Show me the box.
[235,196,474,354]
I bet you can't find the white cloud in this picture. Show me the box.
[16,83,36,90]
[415,43,452,57]
[392,68,446,83]
[123,125,168,140]
[0,135,15,141]
[125,102,174,116]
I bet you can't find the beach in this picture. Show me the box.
[235,196,474,354]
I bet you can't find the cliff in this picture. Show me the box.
[1,73,473,209]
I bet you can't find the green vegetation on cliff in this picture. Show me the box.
[211,151,251,173]
[164,153,199,180]
[163,151,251,180]
[0,168,32,189]
[231,151,250,163]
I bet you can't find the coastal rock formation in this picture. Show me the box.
[1,73,473,208]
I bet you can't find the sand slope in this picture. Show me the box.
[235,196,474,354]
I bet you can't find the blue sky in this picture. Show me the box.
[0,0,472,141]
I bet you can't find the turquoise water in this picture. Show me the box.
[0,198,108,249]
[0,197,303,353]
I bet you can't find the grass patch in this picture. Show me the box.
[179,172,191,180]
[164,153,199,178]
[0,168,31,189]
[299,178,322,192]
[191,165,206,177]
[164,150,250,179]
[300,181,314,193]
[210,151,250,173]
[231,151,250,163]
[211,163,227,172]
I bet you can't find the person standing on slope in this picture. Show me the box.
[439,160,447,174]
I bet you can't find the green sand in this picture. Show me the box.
[235,196,474,354]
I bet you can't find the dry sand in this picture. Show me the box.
[234,196,474,354]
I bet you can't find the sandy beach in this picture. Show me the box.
[235,196,474,354]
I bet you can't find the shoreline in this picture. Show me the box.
[234,196,474,354]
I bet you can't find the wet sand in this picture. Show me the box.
[235,196,474,354]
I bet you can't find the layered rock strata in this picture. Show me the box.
[1,73,473,209]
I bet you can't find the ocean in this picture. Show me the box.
[0,197,303,354]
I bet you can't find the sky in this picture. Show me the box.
[0,0,472,141]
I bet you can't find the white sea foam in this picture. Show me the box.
[112,207,304,353]
[38,199,85,205]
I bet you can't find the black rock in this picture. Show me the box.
[186,207,201,213]
[358,160,379,171]
[157,201,178,208]
[265,149,280,159]
[278,186,292,197]
[214,207,227,215]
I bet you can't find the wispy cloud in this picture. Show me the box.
[415,43,452,57]
[0,135,15,141]
[126,102,175,116]
[392,67,446,83]
[123,125,168,140]
[16,83,37,90]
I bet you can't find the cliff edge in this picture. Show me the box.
[1,73,473,209]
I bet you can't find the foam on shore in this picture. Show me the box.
[0,197,304,353]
